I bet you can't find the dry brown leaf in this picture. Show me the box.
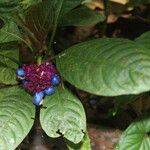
[109,0,129,5]
[84,0,104,10]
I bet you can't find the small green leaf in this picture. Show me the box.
[116,114,150,150]
[110,94,141,116]
[59,6,105,26]
[0,42,19,84]
[57,38,150,96]
[0,87,35,150]
[115,95,139,105]
[40,87,86,144]
[66,132,91,150]
[135,31,150,50]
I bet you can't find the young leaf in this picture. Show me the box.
[0,42,19,84]
[116,114,150,150]
[135,31,150,50]
[66,132,91,150]
[0,87,35,150]
[25,0,83,36]
[59,6,105,26]
[40,87,86,144]
[56,38,150,96]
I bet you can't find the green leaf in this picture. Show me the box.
[0,87,35,150]
[60,0,84,17]
[0,42,19,84]
[0,0,42,13]
[110,94,141,116]
[59,6,105,26]
[56,38,150,96]
[0,19,21,43]
[115,94,140,107]
[128,0,150,6]
[26,0,83,33]
[0,67,17,85]
[66,132,91,150]
[0,42,19,63]
[135,31,150,50]
[116,114,150,150]
[40,87,86,144]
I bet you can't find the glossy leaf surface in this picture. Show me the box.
[57,38,150,96]
[135,31,150,49]
[117,114,150,150]
[0,87,35,150]
[0,43,19,84]
[40,87,86,143]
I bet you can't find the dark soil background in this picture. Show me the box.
[16,2,150,150]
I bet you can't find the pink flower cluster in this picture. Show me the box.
[22,63,56,93]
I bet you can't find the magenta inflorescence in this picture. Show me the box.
[16,62,60,106]
[22,63,56,93]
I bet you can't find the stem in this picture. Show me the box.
[37,55,42,65]
[102,0,110,36]
[48,0,64,55]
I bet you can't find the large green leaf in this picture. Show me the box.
[56,38,150,96]
[135,31,150,50]
[0,66,17,85]
[0,42,19,63]
[0,19,21,43]
[116,114,150,150]
[0,0,42,13]
[0,42,19,84]
[40,87,86,144]
[66,132,91,150]
[59,6,105,26]
[0,87,35,150]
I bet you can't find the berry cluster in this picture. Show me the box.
[16,63,60,106]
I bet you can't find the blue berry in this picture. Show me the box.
[16,68,26,77]
[44,86,55,95]
[33,92,44,106]
[51,74,60,85]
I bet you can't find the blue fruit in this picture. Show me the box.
[33,92,44,106]
[51,74,60,85]
[44,86,55,95]
[16,68,26,77]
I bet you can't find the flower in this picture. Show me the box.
[16,62,60,106]
[22,62,56,93]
